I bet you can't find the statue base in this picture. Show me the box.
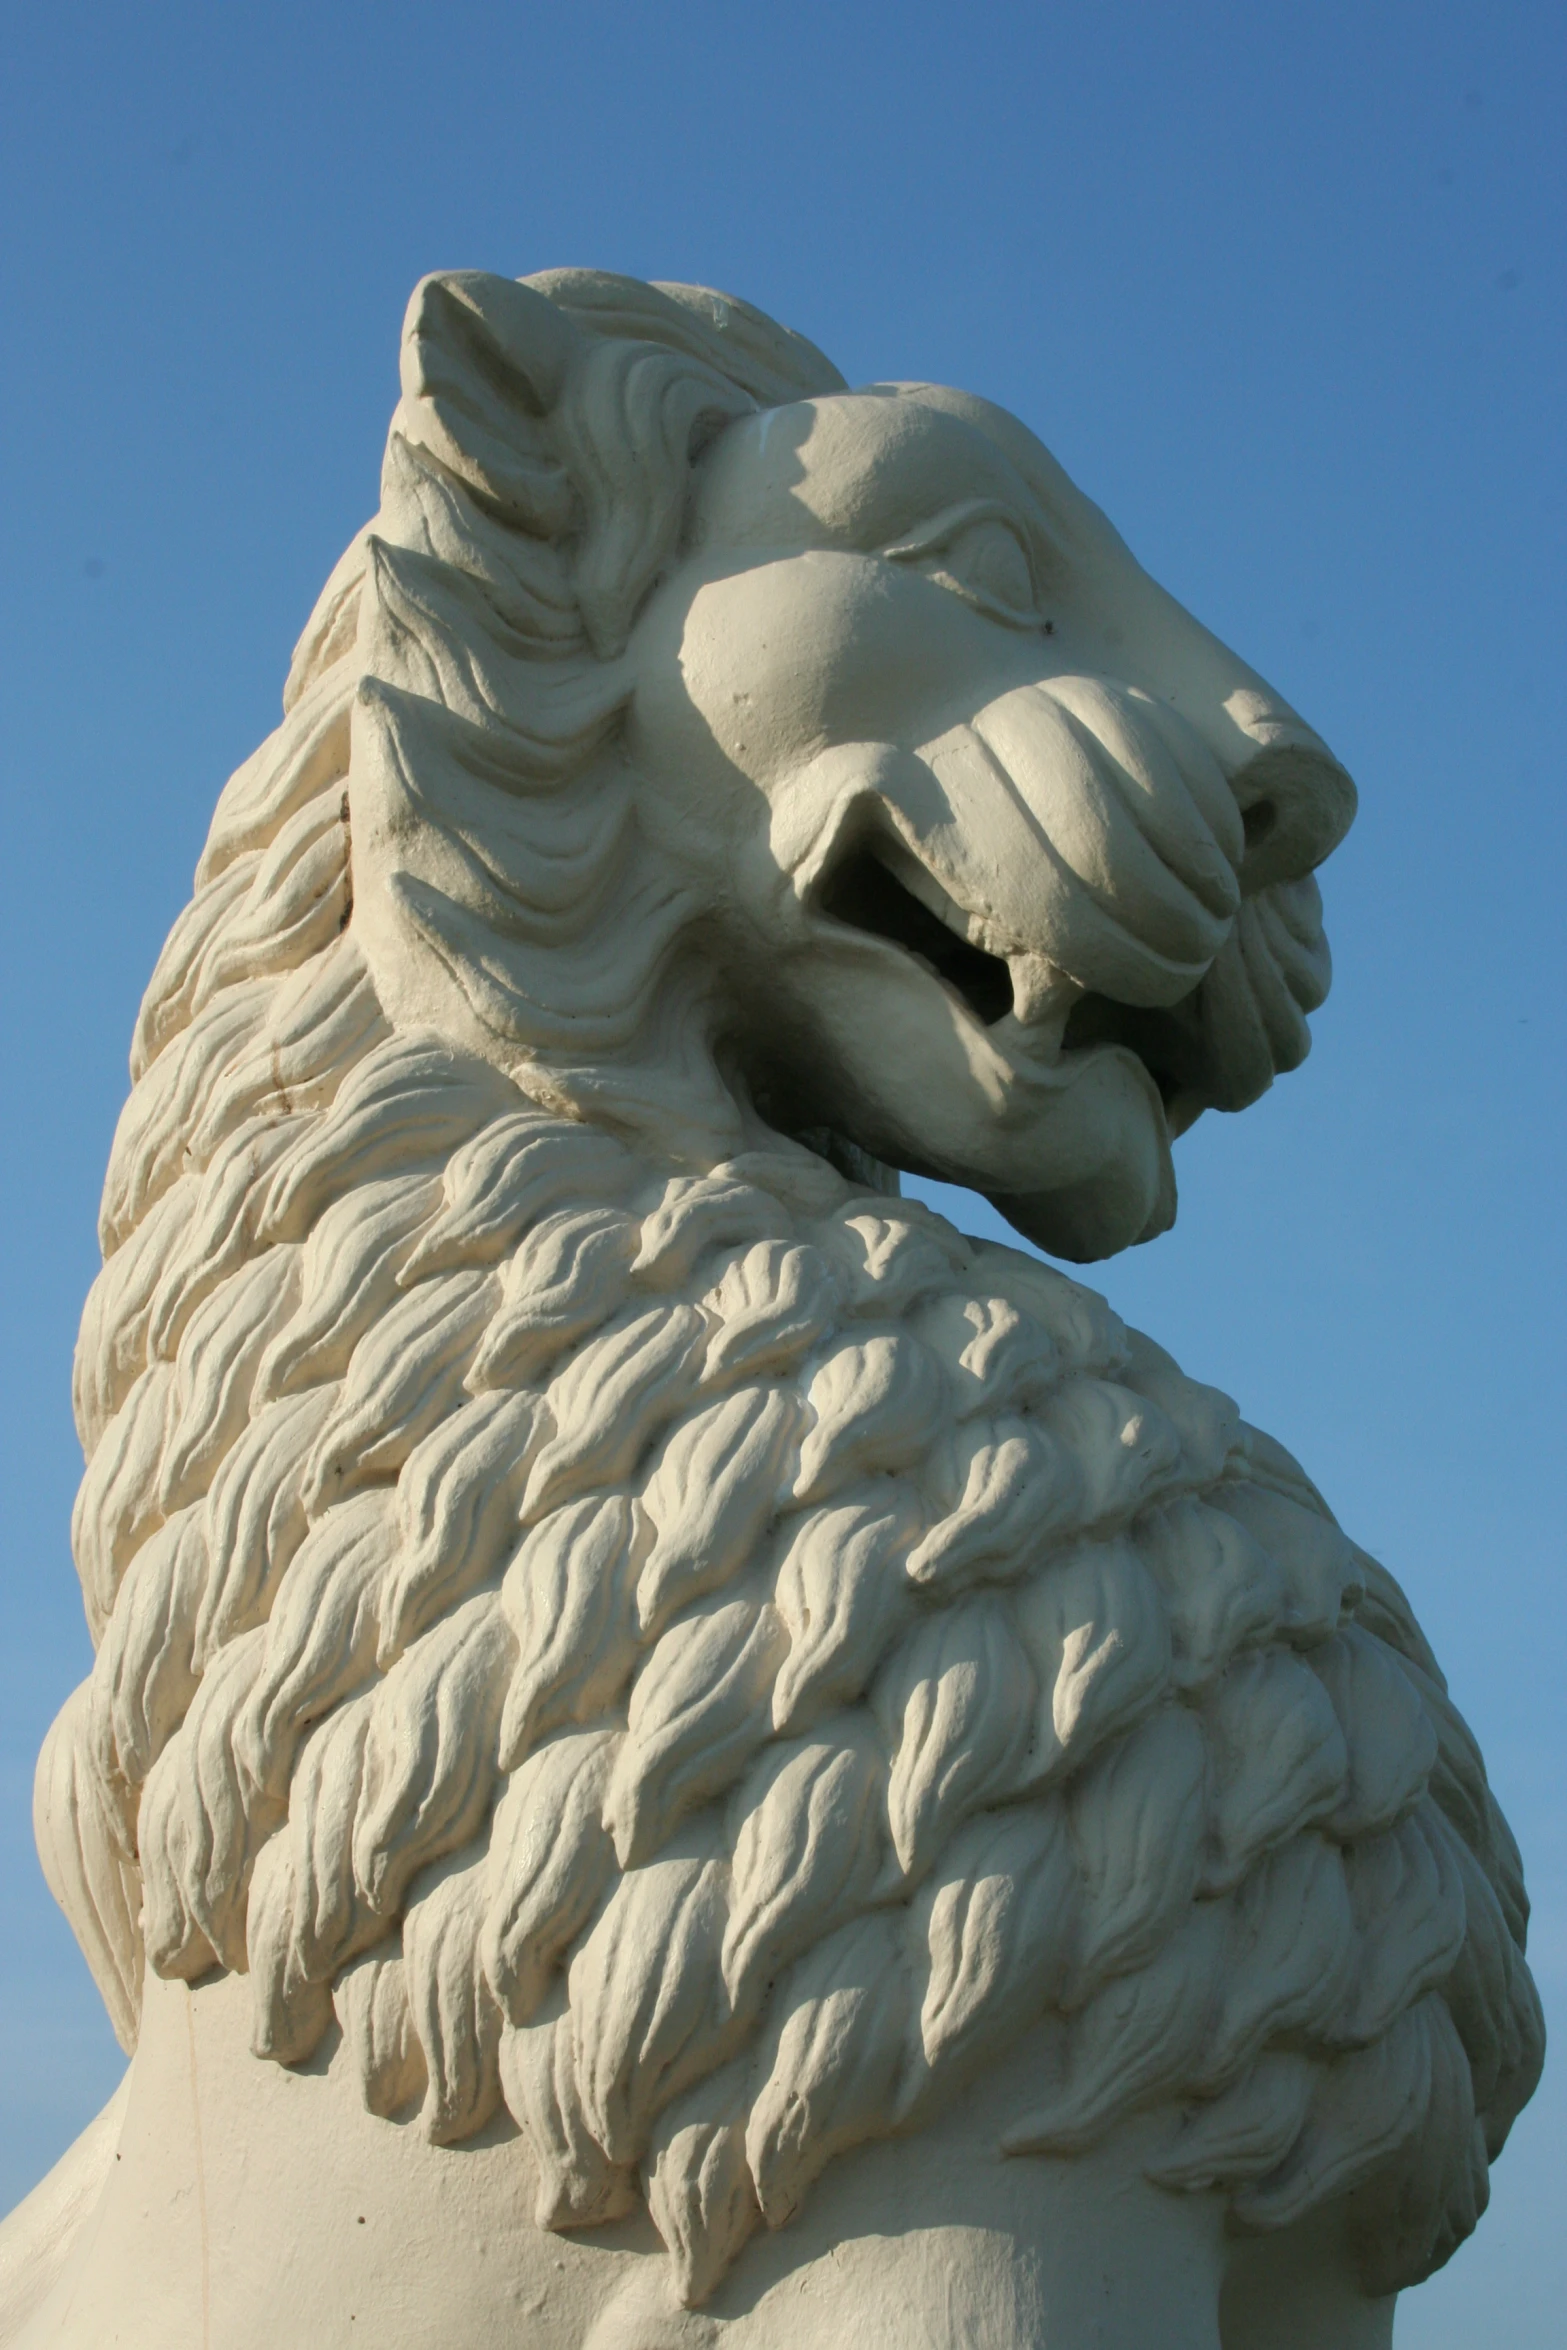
[3,1970,1395,2350]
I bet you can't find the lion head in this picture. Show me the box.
[347,268,1353,1262]
[35,272,1537,2332]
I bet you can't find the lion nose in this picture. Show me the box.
[1223,728,1359,897]
[1058,544,1358,896]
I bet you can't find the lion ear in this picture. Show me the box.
[396,271,579,528]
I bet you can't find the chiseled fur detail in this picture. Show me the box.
[40,272,1541,2313]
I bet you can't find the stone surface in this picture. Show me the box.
[4,270,1542,2347]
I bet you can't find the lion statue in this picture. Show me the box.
[4,270,1541,2350]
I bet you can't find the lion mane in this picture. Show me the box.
[37,270,1541,2312]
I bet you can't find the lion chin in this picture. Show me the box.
[29,270,1537,2327]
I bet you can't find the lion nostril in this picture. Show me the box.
[1242,799,1277,851]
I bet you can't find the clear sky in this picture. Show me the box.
[0,3,1561,2339]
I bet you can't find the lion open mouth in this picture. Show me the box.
[1057,992,1199,1115]
[819,838,1198,1116]
[810,676,1330,1142]
[819,843,1015,1026]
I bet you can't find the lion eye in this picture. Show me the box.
[883,502,1042,631]
[933,517,1038,622]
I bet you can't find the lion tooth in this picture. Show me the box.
[1004,953,1077,1040]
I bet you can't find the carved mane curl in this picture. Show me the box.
[39,271,1541,2312]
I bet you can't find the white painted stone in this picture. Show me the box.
[7,270,1540,2346]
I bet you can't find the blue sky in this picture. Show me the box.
[1,3,1561,2337]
